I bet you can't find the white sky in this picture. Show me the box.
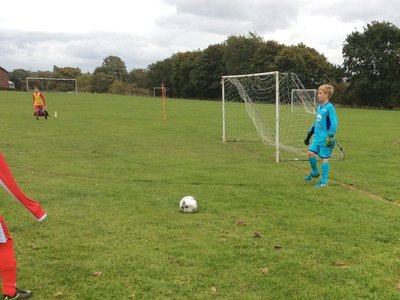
[1,0,399,72]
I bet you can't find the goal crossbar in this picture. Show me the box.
[222,71,277,79]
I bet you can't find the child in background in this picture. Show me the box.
[32,88,47,120]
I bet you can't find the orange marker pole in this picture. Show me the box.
[161,82,167,120]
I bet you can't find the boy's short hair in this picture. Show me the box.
[318,84,334,99]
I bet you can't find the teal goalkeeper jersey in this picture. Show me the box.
[310,102,338,142]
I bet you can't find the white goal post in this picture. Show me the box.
[153,86,169,98]
[222,71,344,162]
[26,77,78,94]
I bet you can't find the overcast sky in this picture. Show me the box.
[1,0,399,73]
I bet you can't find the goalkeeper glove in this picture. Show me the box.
[304,131,313,145]
[326,134,335,147]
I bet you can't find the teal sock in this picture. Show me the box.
[321,162,329,183]
[309,156,318,174]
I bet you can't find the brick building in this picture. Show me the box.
[0,67,10,90]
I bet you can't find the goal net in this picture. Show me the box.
[26,77,78,94]
[222,72,344,162]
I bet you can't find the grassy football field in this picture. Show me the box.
[0,91,399,299]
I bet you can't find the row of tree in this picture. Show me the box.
[9,21,400,108]
[342,21,400,108]
[148,34,339,99]
[10,61,150,96]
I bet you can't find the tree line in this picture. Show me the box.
[9,21,400,108]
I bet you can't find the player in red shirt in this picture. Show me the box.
[32,88,47,120]
[0,153,47,299]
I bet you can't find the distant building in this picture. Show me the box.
[0,67,10,90]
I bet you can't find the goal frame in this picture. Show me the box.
[291,89,317,113]
[221,71,345,163]
[153,86,169,98]
[26,77,78,94]
[222,71,281,162]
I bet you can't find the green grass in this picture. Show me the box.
[0,91,399,299]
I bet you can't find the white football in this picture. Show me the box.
[179,196,198,213]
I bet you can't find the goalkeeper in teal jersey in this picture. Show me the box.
[304,84,338,187]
